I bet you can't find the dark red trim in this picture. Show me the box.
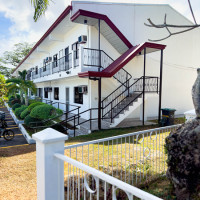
[71,9,133,49]
[78,42,166,78]
[13,6,72,73]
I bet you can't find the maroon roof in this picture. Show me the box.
[13,6,72,73]
[71,9,133,49]
[78,42,166,78]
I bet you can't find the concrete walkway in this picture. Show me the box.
[0,106,28,148]
[116,118,156,128]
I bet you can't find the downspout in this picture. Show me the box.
[98,19,102,130]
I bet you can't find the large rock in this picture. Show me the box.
[166,119,200,199]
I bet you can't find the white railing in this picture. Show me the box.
[33,125,181,200]
[64,125,180,186]
[55,153,162,200]
[33,126,180,200]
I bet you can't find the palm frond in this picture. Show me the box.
[31,0,51,22]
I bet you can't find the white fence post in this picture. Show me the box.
[33,128,68,200]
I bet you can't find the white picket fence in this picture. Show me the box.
[33,125,180,200]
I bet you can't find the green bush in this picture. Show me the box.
[8,95,15,102]
[51,123,66,133]
[28,102,44,111]
[30,104,57,120]
[15,105,28,119]
[12,103,21,111]
[8,94,20,102]
[20,108,30,119]
[28,99,40,105]
[11,99,21,105]
[24,114,41,127]
[56,109,63,116]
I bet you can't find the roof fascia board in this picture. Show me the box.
[78,42,166,78]
[71,9,133,49]
[13,5,72,73]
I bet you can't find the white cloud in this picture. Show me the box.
[0,0,198,57]
[0,0,68,55]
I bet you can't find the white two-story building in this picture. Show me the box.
[13,1,199,133]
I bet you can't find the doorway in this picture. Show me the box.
[66,87,70,113]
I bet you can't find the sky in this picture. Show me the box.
[0,0,199,61]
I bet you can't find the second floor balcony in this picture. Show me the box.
[26,47,114,82]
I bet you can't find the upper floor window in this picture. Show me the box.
[59,49,63,58]
[72,42,79,59]
[35,66,38,74]
[54,87,59,100]
[53,54,58,68]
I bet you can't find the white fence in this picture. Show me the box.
[33,125,180,200]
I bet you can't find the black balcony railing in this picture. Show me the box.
[52,53,72,74]
[41,63,51,77]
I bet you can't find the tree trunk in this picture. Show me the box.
[20,91,23,104]
[25,94,29,106]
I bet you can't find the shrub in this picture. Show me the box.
[28,102,44,111]
[20,108,30,119]
[24,114,41,127]
[12,103,21,111]
[15,105,28,119]
[8,94,20,102]
[11,99,21,105]
[56,109,63,116]
[28,99,40,105]
[51,123,66,133]
[30,104,57,120]
[8,95,15,102]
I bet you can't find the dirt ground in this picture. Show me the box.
[0,145,37,200]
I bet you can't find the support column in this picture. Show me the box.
[98,19,102,130]
[142,48,146,126]
[32,128,68,200]
[158,49,163,123]
[140,100,147,122]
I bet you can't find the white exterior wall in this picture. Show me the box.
[72,2,198,118]
[35,77,90,119]
[16,2,199,120]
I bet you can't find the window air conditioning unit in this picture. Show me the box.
[78,35,87,44]
[48,87,52,92]
[78,86,88,94]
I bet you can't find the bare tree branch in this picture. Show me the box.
[188,0,197,24]
[145,3,200,42]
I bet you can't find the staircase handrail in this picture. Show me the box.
[112,92,143,121]
[83,48,132,86]
[102,76,159,118]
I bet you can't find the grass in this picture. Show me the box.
[0,105,183,200]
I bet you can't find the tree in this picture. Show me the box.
[0,42,33,78]
[3,42,33,67]
[31,0,51,22]
[0,73,7,103]
[6,70,37,106]
[145,0,198,41]
[6,83,20,99]
[0,64,12,78]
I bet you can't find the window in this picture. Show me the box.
[74,87,83,104]
[54,87,59,100]
[35,66,38,74]
[37,88,43,98]
[59,49,63,58]
[72,42,79,59]
[44,88,48,98]
[53,54,58,68]
[43,59,47,71]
